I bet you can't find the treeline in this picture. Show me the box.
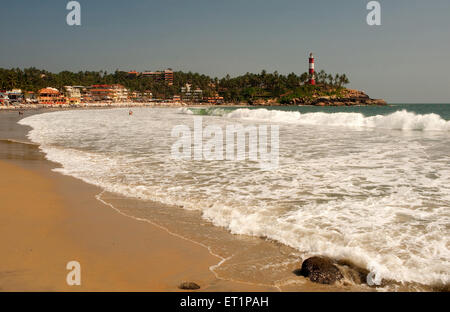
[0,67,350,102]
[216,70,349,103]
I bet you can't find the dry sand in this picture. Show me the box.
[0,158,278,291]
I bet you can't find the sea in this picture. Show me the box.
[19,104,450,290]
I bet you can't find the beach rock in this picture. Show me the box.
[178,282,201,290]
[299,257,343,284]
[367,99,387,105]
[336,260,369,285]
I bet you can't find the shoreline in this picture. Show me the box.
[0,110,278,291]
[1,159,263,291]
[0,98,392,112]
[1,108,443,292]
[0,108,356,292]
[0,102,242,111]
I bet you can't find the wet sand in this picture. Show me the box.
[0,156,284,291]
[0,110,275,291]
[0,110,359,292]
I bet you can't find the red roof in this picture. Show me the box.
[91,89,113,92]
[39,88,60,94]
[91,84,111,88]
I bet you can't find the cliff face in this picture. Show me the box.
[292,89,387,106]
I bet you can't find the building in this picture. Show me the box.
[7,89,23,104]
[181,83,203,102]
[67,97,81,105]
[143,91,153,101]
[38,88,66,105]
[129,91,141,102]
[181,83,192,99]
[0,91,9,105]
[64,86,83,105]
[164,69,174,85]
[128,90,152,102]
[112,84,129,102]
[193,88,203,101]
[309,52,316,85]
[90,85,113,102]
[127,71,140,77]
[90,84,129,102]
[141,68,174,85]
[80,87,93,103]
[207,94,224,104]
[64,86,82,98]
[24,91,38,104]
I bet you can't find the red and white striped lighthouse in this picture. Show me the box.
[309,52,315,85]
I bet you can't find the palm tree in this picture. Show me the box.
[317,70,326,84]
[299,72,309,84]
[341,74,350,86]
[327,74,333,86]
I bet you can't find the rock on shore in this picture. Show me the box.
[298,257,344,285]
[178,282,201,290]
[293,89,387,106]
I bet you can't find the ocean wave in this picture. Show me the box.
[180,107,450,131]
[178,107,233,116]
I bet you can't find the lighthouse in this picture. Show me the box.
[309,53,315,85]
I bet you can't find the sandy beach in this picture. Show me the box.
[3,108,443,292]
[0,110,281,292]
[0,109,363,292]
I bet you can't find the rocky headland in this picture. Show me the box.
[295,89,387,106]
[251,88,387,106]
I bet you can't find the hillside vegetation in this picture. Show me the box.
[0,68,353,104]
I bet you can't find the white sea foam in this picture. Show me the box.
[181,107,450,131]
[19,107,450,287]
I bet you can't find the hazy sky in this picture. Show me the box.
[1,0,449,103]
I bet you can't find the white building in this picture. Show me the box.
[64,86,83,104]
[111,84,129,102]
[181,83,203,101]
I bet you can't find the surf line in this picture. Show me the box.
[94,190,282,291]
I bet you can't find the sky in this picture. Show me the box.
[1,0,450,103]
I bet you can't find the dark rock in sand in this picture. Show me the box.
[336,260,369,285]
[178,282,201,290]
[299,257,343,285]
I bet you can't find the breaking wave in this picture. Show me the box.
[180,107,450,131]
